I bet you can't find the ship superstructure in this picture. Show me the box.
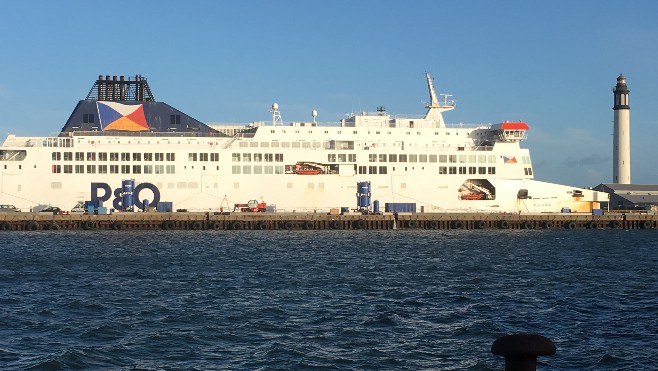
[0,73,608,212]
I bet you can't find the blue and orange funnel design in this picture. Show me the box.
[97,102,149,131]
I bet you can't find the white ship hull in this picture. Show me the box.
[0,74,608,213]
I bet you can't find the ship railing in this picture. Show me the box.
[69,130,234,138]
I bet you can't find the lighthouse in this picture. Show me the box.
[613,75,630,184]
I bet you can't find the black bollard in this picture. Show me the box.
[491,333,556,371]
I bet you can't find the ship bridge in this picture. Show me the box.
[489,122,529,142]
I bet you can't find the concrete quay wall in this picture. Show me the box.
[0,212,655,231]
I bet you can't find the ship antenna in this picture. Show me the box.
[426,72,440,109]
[271,103,283,126]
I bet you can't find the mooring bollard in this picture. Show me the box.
[491,333,556,371]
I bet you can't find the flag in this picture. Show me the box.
[503,156,517,164]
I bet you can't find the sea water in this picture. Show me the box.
[1,229,656,370]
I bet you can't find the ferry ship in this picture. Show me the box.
[0,74,608,213]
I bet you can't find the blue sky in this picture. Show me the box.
[1,1,657,186]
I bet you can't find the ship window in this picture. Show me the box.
[52,165,61,173]
[166,165,175,174]
[133,165,141,174]
[110,165,119,173]
[378,154,387,162]
[121,165,130,174]
[154,165,164,174]
[83,113,95,124]
[189,153,198,161]
[438,155,447,163]
[419,155,427,162]
[459,155,467,163]
[478,155,486,163]
[328,154,336,162]
[478,167,486,174]
[211,153,219,161]
[302,142,310,148]
[369,166,377,174]
[439,166,447,174]
[275,166,284,174]
[488,167,496,174]
[76,152,84,161]
[98,165,107,174]
[142,153,151,161]
[132,153,140,161]
[51,152,61,161]
[87,152,96,161]
[469,167,477,174]
[63,152,72,161]
[275,154,283,162]
[243,154,251,162]
[459,166,467,174]
[166,153,175,161]
[389,154,397,162]
[232,153,241,162]
[64,165,73,174]
[250,142,258,148]
[144,165,152,174]
[409,154,417,163]
[448,155,457,163]
[264,166,273,174]
[110,152,119,161]
[349,154,356,162]
[429,155,437,162]
[488,155,496,163]
[281,142,290,148]
[254,165,263,174]
[469,155,476,163]
[87,165,96,173]
[155,153,164,161]
[449,167,456,174]
[308,183,314,189]
[358,166,367,174]
[369,154,377,162]
[379,166,387,174]
[121,153,130,161]
[232,165,241,174]
[75,165,84,173]
[177,182,187,189]
[264,154,273,162]
[338,154,346,162]
[170,115,181,126]
[243,165,251,174]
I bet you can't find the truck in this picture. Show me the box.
[233,200,267,212]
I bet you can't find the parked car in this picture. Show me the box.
[0,204,19,212]
[40,206,63,215]
[71,202,85,213]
